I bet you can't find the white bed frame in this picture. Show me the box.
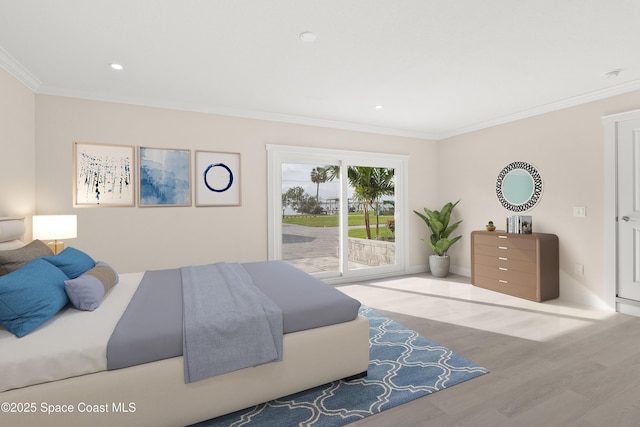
[2,315,369,427]
[0,219,369,426]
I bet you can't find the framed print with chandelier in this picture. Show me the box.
[73,142,135,207]
[195,151,241,206]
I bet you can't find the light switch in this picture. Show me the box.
[573,206,586,217]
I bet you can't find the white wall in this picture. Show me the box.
[440,90,640,308]
[6,62,640,308]
[0,67,35,234]
[34,95,439,274]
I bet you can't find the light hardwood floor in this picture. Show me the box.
[336,273,640,427]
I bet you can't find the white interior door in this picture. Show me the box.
[617,117,640,302]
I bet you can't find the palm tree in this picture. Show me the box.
[348,167,395,239]
[310,167,328,202]
[369,168,395,238]
[323,165,395,239]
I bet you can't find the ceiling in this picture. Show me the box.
[1,0,639,140]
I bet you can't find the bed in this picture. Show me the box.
[0,218,370,427]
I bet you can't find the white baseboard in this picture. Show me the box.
[405,264,469,277]
[617,299,640,317]
[450,265,470,277]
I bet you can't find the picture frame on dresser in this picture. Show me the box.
[73,142,135,207]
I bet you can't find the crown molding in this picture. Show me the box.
[438,79,640,140]
[36,85,440,141]
[5,49,640,142]
[39,79,640,142]
[0,46,40,91]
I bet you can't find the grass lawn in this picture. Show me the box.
[348,227,395,240]
[282,214,394,227]
[282,214,395,241]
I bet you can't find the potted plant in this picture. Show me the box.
[414,200,462,277]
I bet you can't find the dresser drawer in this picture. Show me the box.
[473,245,536,263]
[474,233,536,251]
[473,254,536,274]
[474,264,536,287]
[474,275,538,301]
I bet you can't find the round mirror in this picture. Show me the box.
[496,161,543,212]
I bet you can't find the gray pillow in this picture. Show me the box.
[0,240,54,276]
[64,262,119,311]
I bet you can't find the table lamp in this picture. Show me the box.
[32,215,77,255]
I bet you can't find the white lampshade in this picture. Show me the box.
[33,215,77,240]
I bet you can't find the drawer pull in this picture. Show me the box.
[498,257,508,261]
[498,235,508,239]
[499,280,508,284]
[499,267,508,271]
[498,246,508,250]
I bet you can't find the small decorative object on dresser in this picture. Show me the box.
[485,221,496,231]
[471,230,559,302]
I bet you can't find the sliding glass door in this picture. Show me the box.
[268,145,407,281]
[345,164,396,272]
[281,162,341,275]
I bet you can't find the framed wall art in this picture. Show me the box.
[139,147,191,207]
[73,142,135,207]
[195,151,241,206]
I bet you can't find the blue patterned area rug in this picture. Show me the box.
[193,306,488,427]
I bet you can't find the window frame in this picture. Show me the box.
[266,144,409,283]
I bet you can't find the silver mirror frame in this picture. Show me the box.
[496,161,543,212]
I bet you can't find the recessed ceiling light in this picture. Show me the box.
[603,69,622,79]
[110,63,124,71]
[299,31,317,42]
[375,105,383,110]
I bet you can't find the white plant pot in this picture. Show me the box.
[429,254,450,278]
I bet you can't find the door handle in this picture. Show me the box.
[622,216,631,222]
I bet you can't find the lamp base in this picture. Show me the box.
[47,240,64,255]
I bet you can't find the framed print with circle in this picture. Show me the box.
[195,151,241,206]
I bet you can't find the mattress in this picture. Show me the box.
[0,261,362,393]
[0,272,144,393]
[106,261,360,371]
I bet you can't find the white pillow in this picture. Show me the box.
[0,218,25,243]
[0,240,25,251]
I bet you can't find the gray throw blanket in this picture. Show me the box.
[181,262,283,383]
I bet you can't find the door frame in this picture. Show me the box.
[603,108,640,314]
[266,143,410,283]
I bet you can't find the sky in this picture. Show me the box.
[281,162,396,205]
[281,163,341,200]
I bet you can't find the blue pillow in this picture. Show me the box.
[43,247,96,279]
[0,258,69,337]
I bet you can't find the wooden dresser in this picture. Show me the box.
[471,230,559,302]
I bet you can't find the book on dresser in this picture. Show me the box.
[470,230,559,302]
[506,215,532,234]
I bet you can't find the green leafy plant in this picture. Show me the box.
[414,200,462,256]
